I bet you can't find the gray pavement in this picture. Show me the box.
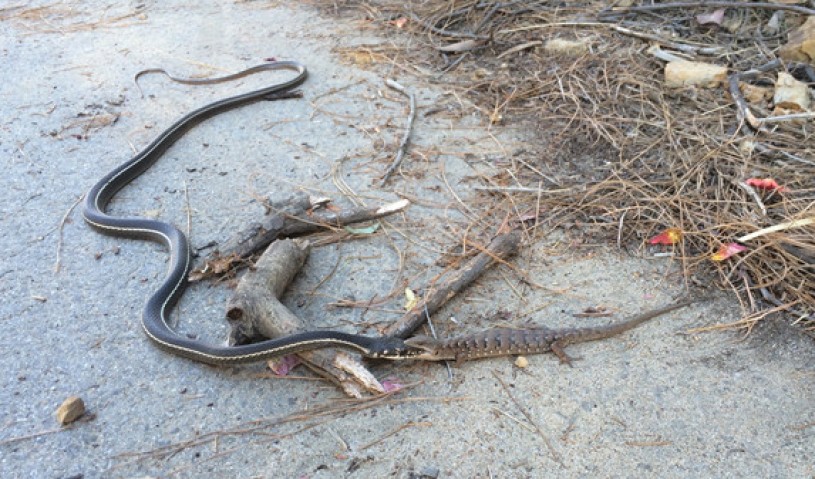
[1,2,813,478]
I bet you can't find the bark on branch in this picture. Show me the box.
[191,192,409,281]
[385,231,522,339]
[226,239,389,397]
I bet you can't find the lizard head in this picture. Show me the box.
[402,335,451,361]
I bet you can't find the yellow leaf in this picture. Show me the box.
[404,287,419,310]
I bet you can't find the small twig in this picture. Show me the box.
[55,194,84,273]
[497,40,543,59]
[191,194,409,281]
[728,74,766,133]
[738,217,815,243]
[498,22,722,55]
[756,111,815,124]
[754,143,815,167]
[407,12,489,40]
[646,45,691,63]
[380,79,416,186]
[385,231,521,339]
[0,426,68,446]
[735,181,767,217]
[613,25,722,55]
[616,210,627,249]
[514,157,560,185]
[183,179,192,239]
[534,180,543,234]
[600,1,815,17]
[685,300,800,335]
[474,185,573,194]
[491,371,563,466]
[358,421,432,450]
[625,440,672,447]
[490,406,536,432]
[472,1,505,34]
[436,53,469,78]
[332,155,365,207]
[110,390,448,471]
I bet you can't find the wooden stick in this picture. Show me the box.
[600,2,815,17]
[191,193,409,281]
[380,79,416,186]
[225,239,388,397]
[385,231,522,339]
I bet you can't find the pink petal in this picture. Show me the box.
[267,355,301,376]
[381,378,404,392]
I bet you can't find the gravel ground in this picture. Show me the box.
[1,2,813,478]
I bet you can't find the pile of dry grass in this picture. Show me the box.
[333,1,815,329]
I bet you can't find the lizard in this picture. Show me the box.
[401,296,709,365]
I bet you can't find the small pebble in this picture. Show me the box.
[515,356,529,368]
[56,396,85,425]
[409,466,439,479]
[420,466,440,478]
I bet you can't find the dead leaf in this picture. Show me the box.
[665,60,727,88]
[344,50,375,66]
[388,17,408,29]
[779,15,815,62]
[739,82,772,103]
[696,9,725,26]
[773,72,810,112]
[497,40,542,59]
[544,38,589,56]
[344,223,380,235]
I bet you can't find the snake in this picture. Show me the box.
[83,60,705,367]
[83,61,414,365]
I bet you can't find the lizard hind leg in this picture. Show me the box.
[550,341,580,367]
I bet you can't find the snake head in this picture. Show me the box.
[366,336,432,360]
[364,336,414,360]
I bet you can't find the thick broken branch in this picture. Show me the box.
[226,238,389,397]
[385,231,522,339]
[191,192,409,281]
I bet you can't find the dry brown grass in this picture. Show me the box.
[327,1,815,328]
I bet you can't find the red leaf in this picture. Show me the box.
[711,242,748,261]
[649,228,683,245]
[745,177,787,192]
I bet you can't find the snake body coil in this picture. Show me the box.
[83,61,410,364]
